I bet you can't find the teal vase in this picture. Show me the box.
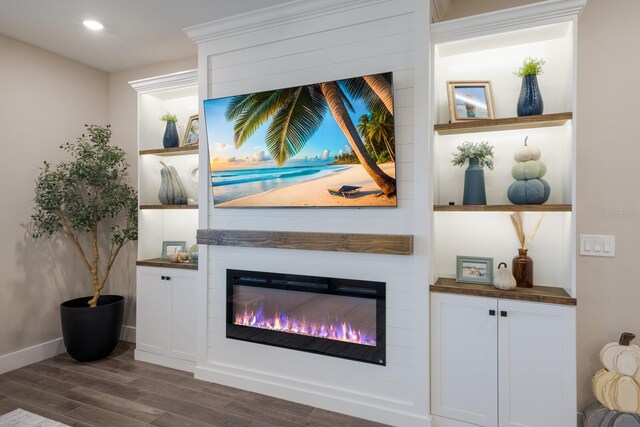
[463,157,487,205]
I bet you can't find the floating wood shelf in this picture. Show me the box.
[434,112,572,135]
[434,204,571,212]
[136,258,198,270]
[430,277,576,306]
[139,145,199,156]
[197,229,414,255]
[140,204,198,210]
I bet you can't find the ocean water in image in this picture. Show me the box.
[211,164,349,204]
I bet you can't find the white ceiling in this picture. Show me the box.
[0,0,291,72]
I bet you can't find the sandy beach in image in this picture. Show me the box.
[217,163,396,207]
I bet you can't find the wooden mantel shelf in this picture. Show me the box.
[431,277,576,306]
[197,229,414,255]
[434,112,572,135]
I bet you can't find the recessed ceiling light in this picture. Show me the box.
[83,20,104,31]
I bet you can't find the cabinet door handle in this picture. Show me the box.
[161,276,166,280]
[165,276,171,281]
[489,310,496,316]
[500,311,508,317]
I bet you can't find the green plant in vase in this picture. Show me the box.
[514,57,546,78]
[451,141,494,205]
[160,112,179,148]
[515,56,546,116]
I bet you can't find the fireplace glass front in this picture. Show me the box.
[226,269,385,365]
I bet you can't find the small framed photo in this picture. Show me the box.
[447,81,495,122]
[456,256,494,285]
[161,241,186,260]
[183,115,199,146]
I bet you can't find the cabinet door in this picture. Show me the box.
[167,271,197,361]
[431,293,499,427]
[137,268,171,354]
[498,300,576,427]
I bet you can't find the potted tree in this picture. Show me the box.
[31,125,138,362]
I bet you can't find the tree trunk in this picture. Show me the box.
[383,134,395,162]
[88,227,100,308]
[364,74,394,115]
[320,82,396,196]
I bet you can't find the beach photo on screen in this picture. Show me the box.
[203,72,397,207]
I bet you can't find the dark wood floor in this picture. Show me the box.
[0,342,388,427]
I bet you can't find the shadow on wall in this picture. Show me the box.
[5,223,90,355]
[6,216,137,355]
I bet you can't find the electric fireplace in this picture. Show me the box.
[227,269,386,365]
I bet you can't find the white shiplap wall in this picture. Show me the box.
[187,1,430,425]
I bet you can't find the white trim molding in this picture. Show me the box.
[183,0,390,44]
[194,363,430,427]
[129,69,198,94]
[0,338,65,375]
[430,0,587,43]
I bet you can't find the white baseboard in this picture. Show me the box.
[194,362,430,427]
[134,350,195,373]
[120,325,136,343]
[0,338,66,375]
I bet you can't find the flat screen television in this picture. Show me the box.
[203,72,396,208]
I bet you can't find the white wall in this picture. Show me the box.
[0,34,108,358]
[190,0,430,425]
[575,0,640,410]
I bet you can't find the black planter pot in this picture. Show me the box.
[60,295,124,362]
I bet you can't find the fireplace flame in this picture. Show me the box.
[234,308,376,346]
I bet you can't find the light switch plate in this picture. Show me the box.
[580,234,615,257]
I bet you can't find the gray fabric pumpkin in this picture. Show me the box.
[158,161,187,205]
[584,402,640,427]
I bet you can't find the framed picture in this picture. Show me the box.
[447,81,495,122]
[456,256,494,285]
[161,241,186,259]
[183,115,199,146]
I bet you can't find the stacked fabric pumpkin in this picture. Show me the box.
[507,136,550,205]
[593,332,640,413]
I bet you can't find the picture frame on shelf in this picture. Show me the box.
[447,81,495,122]
[183,115,199,146]
[456,256,494,285]
[161,241,186,259]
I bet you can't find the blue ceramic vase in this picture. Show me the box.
[463,157,486,205]
[162,121,179,148]
[517,75,544,116]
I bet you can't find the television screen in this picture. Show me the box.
[203,72,396,208]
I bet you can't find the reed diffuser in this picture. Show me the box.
[510,212,545,287]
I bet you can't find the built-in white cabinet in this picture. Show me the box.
[135,267,197,372]
[129,70,200,372]
[431,292,576,427]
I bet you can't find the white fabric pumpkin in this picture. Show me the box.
[593,368,640,413]
[514,136,542,162]
[494,262,516,290]
[600,332,640,378]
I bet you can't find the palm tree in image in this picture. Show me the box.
[357,114,379,161]
[365,110,395,162]
[225,74,396,196]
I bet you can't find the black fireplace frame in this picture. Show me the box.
[226,269,386,365]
